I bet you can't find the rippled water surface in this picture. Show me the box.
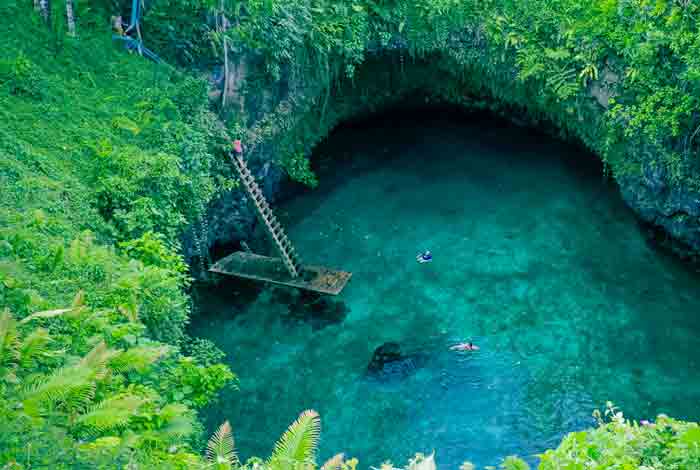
[192,110,700,469]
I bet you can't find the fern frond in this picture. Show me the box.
[19,328,53,369]
[161,413,196,439]
[546,67,578,100]
[23,364,97,416]
[159,403,189,422]
[75,394,146,437]
[206,420,238,470]
[117,303,139,323]
[145,403,196,441]
[322,453,346,470]
[109,345,170,374]
[23,342,116,415]
[80,341,116,380]
[268,410,321,470]
[0,309,21,381]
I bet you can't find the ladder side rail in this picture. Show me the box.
[231,154,301,277]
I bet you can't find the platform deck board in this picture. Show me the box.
[210,251,352,295]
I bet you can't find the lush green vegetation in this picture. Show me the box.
[0,2,238,466]
[1,0,700,468]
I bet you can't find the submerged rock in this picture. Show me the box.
[274,289,349,331]
[367,342,426,380]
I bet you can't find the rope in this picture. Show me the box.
[124,0,140,34]
[113,0,163,64]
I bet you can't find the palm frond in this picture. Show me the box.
[75,394,146,438]
[19,308,74,324]
[268,410,321,470]
[322,453,346,470]
[206,420,238,470]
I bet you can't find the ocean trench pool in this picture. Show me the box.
[192,109,700,469]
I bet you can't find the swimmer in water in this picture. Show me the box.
[416,250,433,263]
[450,341,479,351]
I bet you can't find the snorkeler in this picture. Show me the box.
[416,250,433,263]
[450,341,479,351]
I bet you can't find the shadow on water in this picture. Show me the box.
[191,106,700,469]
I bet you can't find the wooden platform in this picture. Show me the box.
[210,252,352,295]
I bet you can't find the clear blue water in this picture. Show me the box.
[192,110,700,469]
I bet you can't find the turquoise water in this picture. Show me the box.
[192,110,700,469]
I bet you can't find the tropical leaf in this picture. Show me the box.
[206,420,238,470]
[75,394,146,437]
[108,345,170,374]
[268,410,321,470]
[544,47,571,60]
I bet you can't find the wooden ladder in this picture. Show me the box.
[231,155,303,278]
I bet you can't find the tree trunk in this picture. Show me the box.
[65,0,76,36]
[222,36,229,108]
[39,0,51,24]
[219,0,230,109]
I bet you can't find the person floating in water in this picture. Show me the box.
[450,341,479,351]
[416,250,433,263]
